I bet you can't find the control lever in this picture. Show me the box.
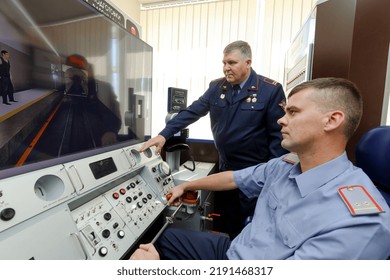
[151,199,183,244]
[151,194,183,244]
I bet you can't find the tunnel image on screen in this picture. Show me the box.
[0,0,152,175]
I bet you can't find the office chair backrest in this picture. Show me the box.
[356,126,390,206]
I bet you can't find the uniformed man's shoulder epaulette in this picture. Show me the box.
[282,153,299,164]
[338,185,385,216]
[263,77,279,86]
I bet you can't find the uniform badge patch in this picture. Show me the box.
[338,185,385,216]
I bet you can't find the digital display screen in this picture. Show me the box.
[0,0,152,178]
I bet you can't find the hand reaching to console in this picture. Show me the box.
[139,135,166,155]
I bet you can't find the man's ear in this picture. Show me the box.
[324,111,345,132]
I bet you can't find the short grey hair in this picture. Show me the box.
[223,40,252,60]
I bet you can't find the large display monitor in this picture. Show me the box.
[0,0,152,178]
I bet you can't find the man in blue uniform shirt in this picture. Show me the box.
[140,41,288,237]
[131,77,390,260]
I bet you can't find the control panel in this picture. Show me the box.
[0,143,175,259]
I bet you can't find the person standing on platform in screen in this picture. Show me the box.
[0,50,17,105]
[130,77,390,260]
[139,40,288,239]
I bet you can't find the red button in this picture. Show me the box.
[112,192,119,199]
[120,188,126,195]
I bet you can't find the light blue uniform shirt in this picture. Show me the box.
[227,152,390,259]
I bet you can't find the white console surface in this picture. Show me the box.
[172,161,216,185]
[0,143,176,260]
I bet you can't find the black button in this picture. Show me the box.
[102,229,110,238]
[0,208,15,221]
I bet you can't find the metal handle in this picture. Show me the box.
[70,232,89,260]
[151,203,183,244]
[68,165,84,192]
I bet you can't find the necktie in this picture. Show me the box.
[232,84,240,97]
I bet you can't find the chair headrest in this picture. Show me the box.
[356,126,390,190]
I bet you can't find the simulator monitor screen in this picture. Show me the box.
[0,0,152,178]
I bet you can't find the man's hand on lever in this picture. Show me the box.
[130,192,183,260]
[139,135,166,155]
[167,186,185,206]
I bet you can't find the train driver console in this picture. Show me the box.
[0,143,177,260]
[0,138,217,260]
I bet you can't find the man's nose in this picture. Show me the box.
[277,114,287,126]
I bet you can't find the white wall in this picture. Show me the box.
[137,0,318,139]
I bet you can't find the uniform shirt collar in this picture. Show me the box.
[232,68,252,89]
[238,75,250,89]
[288,152,351,197]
